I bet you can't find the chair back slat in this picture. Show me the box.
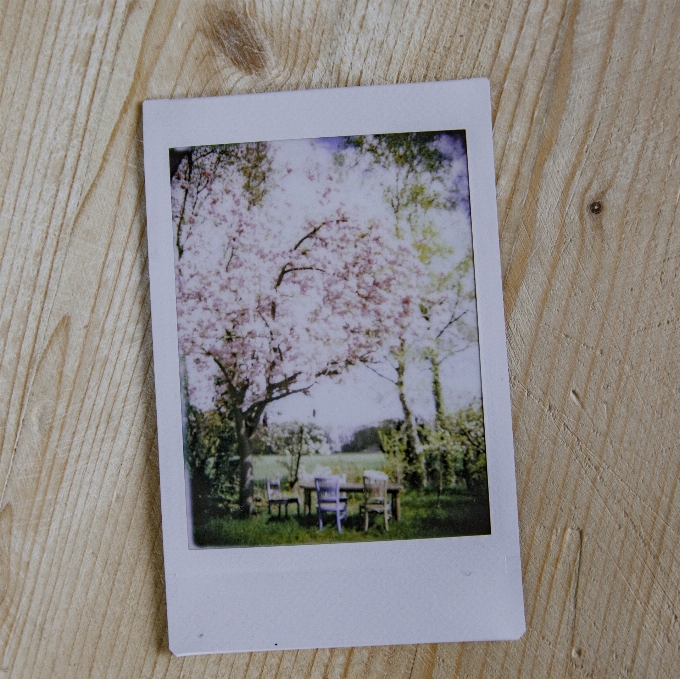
[363,475,388,502]
[315,476,340,503]
[362,472,390,532]
[314,476,346,532]
[266,477,282,501]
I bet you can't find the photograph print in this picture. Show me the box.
[170,131,491,548]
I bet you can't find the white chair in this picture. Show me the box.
[266,477,300,517]
[315,477,347,533]
[361,472,390,532]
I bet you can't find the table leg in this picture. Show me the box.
[304,489,312,515]
[391,491,401,521]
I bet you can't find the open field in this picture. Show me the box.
[252,452,387,484]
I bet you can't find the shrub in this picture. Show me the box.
[379,406,488,495]
[185,406,239,506]
[435,405,487,495]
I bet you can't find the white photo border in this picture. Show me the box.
[143,78,525,656]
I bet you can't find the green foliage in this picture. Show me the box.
[378,423,407,458]
[343,133,448,175]
[445,405,487,495]
[377,423,407,483]
[378,420,424,488]
[423,405,487,495]
[236,142,272,208]
[341,134,452,244]
[422,423,457,494]
[378,406,488,495]
[185,406,239,504]
[340,426,382,452]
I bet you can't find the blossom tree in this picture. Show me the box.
[172,141,422,513]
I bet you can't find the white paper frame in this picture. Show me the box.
[143,78,524,656]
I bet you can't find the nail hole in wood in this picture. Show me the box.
[589,201,602,214]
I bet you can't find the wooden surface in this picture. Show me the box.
[1,0,679,676]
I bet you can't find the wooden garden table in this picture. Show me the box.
[298,479,403,521]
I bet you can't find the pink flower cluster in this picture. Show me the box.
[174,149,427,412]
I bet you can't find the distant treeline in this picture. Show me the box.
[340,426,382,452]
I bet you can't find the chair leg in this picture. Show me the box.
[337,511,342,534]
[318,511,323,530]
[364,507,369,532]
[384,508,389,532]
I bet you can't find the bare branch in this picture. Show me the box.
[436,309,468,339]
[292,217,347,251]
[362,362,397,384]
[293,222,325,250]
[275,264,326,288]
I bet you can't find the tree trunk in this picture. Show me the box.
[396,351,426,487]
[429,353,446,428]
[290,425,304,489]
[233,408,254,514]
[429,352,447,502]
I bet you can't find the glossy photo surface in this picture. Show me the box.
[170,132,491,548]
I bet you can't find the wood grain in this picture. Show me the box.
[1,0,679,676]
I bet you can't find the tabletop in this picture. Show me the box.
[298,480,403,492]
[1,1,679,677]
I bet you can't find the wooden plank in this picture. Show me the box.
[0,0,679,676]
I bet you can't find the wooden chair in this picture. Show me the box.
[315,477,347,533]
[361,472,390,532]
[266,477,300,517]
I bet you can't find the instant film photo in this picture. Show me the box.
[143,79,525,655]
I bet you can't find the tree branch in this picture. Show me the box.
[275,265,327,288]
[362,362,397,384]
[265,384,312,404]
[436,309,468,339]
[211,355,246,408]
[293,222,326,251]
[175,154,194,258]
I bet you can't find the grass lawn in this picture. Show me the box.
[253,452,387,484]
[192,488,491,547]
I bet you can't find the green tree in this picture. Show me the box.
[449,405,487,495]
[340,132,475,487]
[378,421,408,485]
[421,249,476,428]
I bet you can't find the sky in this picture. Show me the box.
[179,133,483,450]
[267,342,482,451]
